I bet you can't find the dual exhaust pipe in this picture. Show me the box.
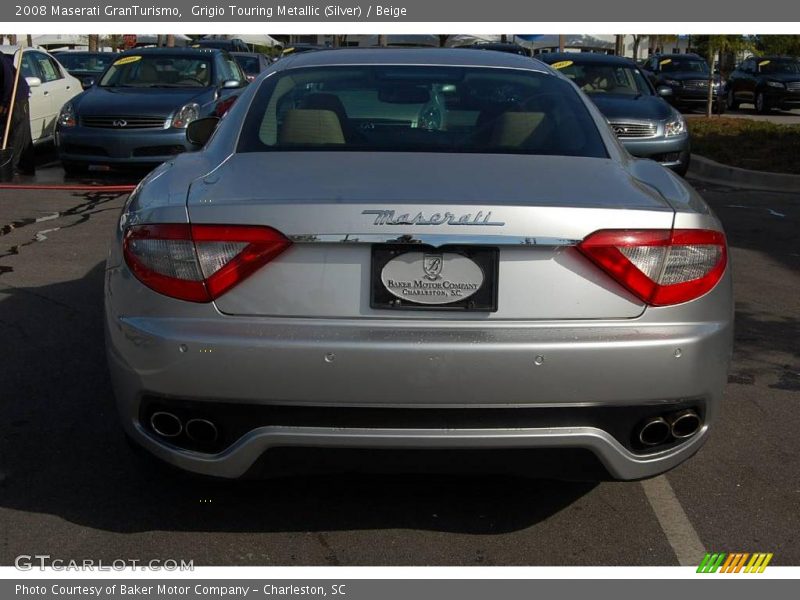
[149,411,219,444]
[638,409,702,447]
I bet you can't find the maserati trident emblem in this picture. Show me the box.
[113,120,128,128]
[363,209,505,226]
[423,254,443,281]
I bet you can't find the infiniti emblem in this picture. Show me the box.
[113,120,128,128]
[613,125,627,135]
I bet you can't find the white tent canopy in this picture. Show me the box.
[133,34,192,47]
[203,34,283,48]
[516,34,615,52]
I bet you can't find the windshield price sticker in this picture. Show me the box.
[113,55,142,66]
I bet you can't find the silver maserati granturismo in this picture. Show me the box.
[105,49,733,480]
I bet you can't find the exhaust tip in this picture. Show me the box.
[638,417,671,446]
[150,411,182,438]
[670,410,702,439]
[185,418,218,444]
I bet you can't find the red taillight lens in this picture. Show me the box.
[123,224,291,302]
[577,229,727,306]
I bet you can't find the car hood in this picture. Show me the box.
[75,87,211,116]
[588,93,674,121]
[187,153,674,211]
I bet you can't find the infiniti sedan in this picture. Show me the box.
[55,47,247,174]
[540,53,690,175]
[106,49,732,481]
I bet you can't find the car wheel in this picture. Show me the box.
[62,161,89,176]
[726,89,739,111]
[755,91,770,114]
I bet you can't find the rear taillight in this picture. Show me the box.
[577,229,727,306]
[123,224,291,302]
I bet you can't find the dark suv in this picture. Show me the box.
[726,56,800,113]
[641,53,725,113]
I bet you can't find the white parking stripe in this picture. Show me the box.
[641,475,706,566]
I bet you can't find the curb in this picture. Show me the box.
[687,154,800,193]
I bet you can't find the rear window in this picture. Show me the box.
[238,66,608,158]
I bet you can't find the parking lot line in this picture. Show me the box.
[641,475,705,566]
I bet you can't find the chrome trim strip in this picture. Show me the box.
[287,234,580,247]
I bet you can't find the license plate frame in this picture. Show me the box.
[370,244,499,312]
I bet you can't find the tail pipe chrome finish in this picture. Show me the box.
[150,411,183,438]
[669,410,702,439]
[638,417,671,447]
[185,418,219,444]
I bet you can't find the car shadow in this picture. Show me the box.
[0,261,597,537]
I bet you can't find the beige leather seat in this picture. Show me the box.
[278,109,346,145]
[488,112,547,148]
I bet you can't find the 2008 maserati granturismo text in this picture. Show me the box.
[105,49,733,480]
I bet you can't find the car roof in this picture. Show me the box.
[120,47,223,57]
[654,53,704,60]
[750,54,798,60]
[539,52,636,66]
[230,52,262,57]
[0,45,45,54]
[278,47,548,72]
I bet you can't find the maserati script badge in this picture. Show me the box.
[363,209,505,226]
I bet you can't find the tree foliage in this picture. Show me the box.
[752,35,800,56]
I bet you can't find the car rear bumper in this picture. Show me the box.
[106,263,733,481]
[56,126,192,166]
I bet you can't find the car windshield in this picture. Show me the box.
[238,65,608,158]
[659,58,709,73]
[99,55,213,88]
[555,62,652,95]
[759,58,800,74]
[234,55,261,75]
[58,53,115,73]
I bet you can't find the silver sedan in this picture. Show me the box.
[105,49,733,480]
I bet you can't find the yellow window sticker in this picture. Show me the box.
[659,58,672,66]
[550,60,574,70]
[113,55,142,66]
[758,60,771,67]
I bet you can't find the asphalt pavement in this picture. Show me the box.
[0,164,797,566]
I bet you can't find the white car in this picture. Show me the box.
[1,46,83,144]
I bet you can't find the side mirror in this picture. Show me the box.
[81,77,95,89]
[222,79,242,89]
[25,76,42,88]
[186,117,220,146]
[656,86,673,97]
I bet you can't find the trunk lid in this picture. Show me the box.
[187,153,674,320]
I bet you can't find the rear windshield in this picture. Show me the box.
[99,55,213,88]
[238,66,608,158]
[58,53,115,73]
